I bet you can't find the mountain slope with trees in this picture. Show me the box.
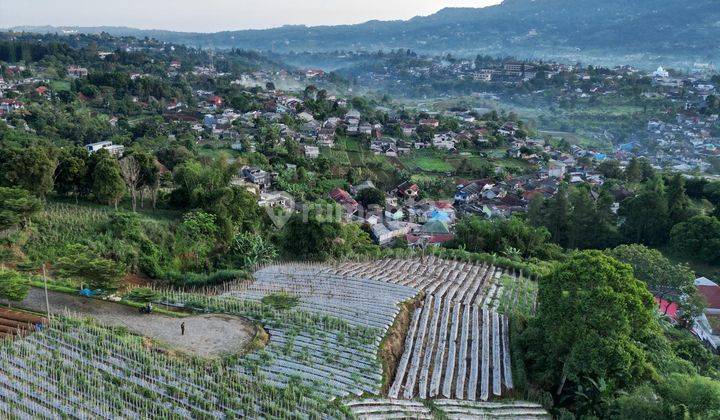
[11,0,720,68]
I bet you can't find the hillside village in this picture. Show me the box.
[2,45,719,251]
[2,27,720,419]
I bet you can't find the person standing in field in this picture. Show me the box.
[180,322,185,336]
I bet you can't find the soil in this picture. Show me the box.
[378,292,425,394]
[6,288,256,358]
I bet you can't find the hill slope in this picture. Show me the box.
[11,0,720,67]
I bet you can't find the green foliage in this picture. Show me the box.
[619,175,669,246]
[55,244,126,292]
[0,147,56,197]
[279,204,377,261]
[92,155,126,207]
[125,287,160,304]
[0,269,30,302]
[223,232,277,269]
[608,244,699,312]
[529,183,620,249]
[261,292,300,311]
[451,215,555,259]
[657,373,720,418]
[522,251,659,393]
[612,385,668,420]
[0,187,43,232]
[355,187,386,208]
[670,216,720,264]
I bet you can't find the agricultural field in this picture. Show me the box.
[0,256,543,418]
[328,257,534,309]
[0,316,348,418]
[224,264,418,330]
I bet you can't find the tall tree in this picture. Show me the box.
[0,147,56,197]
[667,173,692,226]
[521,251,659,396]
[54,146,88,199]
[624,157,643,183]
[670,216,720,264]
[545,184,571,247]
[92,157,126,209]
[619,175,669,245]
[55,244,126,292]
[119,156,141,212]
[608,244,699,314]
[0,187,43,232]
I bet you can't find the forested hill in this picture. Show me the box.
[10,0,720,68]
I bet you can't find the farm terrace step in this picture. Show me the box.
[389,297,514,401]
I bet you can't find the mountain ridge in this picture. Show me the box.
[7,0,720,68]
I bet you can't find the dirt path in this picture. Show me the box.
[6,288,256,358]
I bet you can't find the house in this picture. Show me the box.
[371,221,414,245]
[317,128,336,147]
[258,191,295,211]
[85,141,125,157]
[304,145,320,159]
[455,179,493,203]
[329,188,359,215]
[242,167,271,190]
[419,119,440,128]
[692,277,720,350]
[396,181,420,199]
[433,133,456,151]
[305,69,325,78]
[298,112,315,122]
[209,96,223,107]
[548,160,567,178]
[67,65,88,78]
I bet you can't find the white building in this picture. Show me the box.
[85,141,124,157]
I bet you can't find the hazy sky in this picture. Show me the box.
[0,0,502,32]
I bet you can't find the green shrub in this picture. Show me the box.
[261,292,300,311]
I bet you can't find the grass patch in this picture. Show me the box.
[261,292,300,311]
[49,80,71,91]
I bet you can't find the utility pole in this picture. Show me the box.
[42,264,51,319]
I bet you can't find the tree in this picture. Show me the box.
[0,147,56,197]
[670,216,720,264]
[608,244,698,314]
[658,373,720,418]
[0,187,43,232]
[356,187,386,209]
[619,176,669,245]
[521,251,658,395]
[278,204,374,261]
[666,173,692,225]
[125,287,160,304]
[54,146,88,199]
[624,157,643,183]
[597,160,623,180]
[452,216,553,259]
[55,244,126,292]
[119,156,141,212]
[92,156,126,209]
[225,232,277,268]
[542,184,570,247]
[0,269,30,304]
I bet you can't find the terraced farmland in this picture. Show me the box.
[389,300,513,401]
[0,256,541,417]
[328,256,536,310]
[0,317,347,418]
[224,264,418,330]
[348,398,550,419]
